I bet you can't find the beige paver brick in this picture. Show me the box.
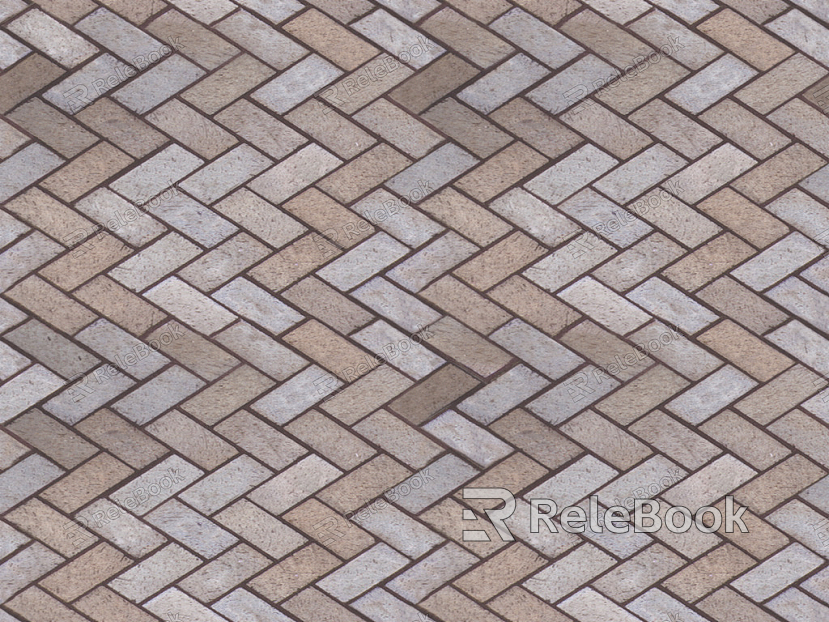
[75,586,160,622]
[697,276,788,335]
[250,547,341,603]
[662,233,755,291]
[75,98,168,159]
[145,99,237,159]
[6,587,89,622]
[422,99,511,158]
[74,408,166,468]
[700,99,790,161]
[283,319,371,381]
[387,364,478,425]
[664,544,755,602]
[490,97,582,160]
[283,499,374,559]
[421,275,511,334]
[283,587,365,621]
[282,188,372,248]
[697,319,793,381]
[699,8,792,71]
[422,586,506,622]
[147,9,239,70]
[352,409,442,469]
[455,543,546,601]
[455,142,548,202]
[39,542,130,601]
[40,142,134,202]
[316,144,410,204]
[7,99,97,158]
[454,231,546,291]
[422,8,513,68]
[284,8,379,71]
[6,498,97,557]
[179,364,274,425]
[40,233,133,291]
[184,54,273,112]
[734,454,825,514]
[700,410,789,471]
[699,587,781,622]
[389,54,478,114]
[697,188,789,249]
[732,144,826,204]
[0,54,64,113]
[419,188,512,247]
[717,502,789,560]
[7,409,96,469]
[316,454,411,514]
[40,452,133,512]
[6,275,97,334]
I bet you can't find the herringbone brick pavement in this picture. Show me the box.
[2,0,829,620]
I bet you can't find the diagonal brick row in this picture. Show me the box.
[4,0,829,621]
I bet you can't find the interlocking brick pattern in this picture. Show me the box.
[3,0,829,620]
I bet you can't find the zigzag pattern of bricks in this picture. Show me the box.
[2,0,829,621]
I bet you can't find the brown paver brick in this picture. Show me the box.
[699,8,793,71]
[389,53,479,114]
[284,9,379,71]
[6,275,97,334]
[316,144,411,204]
[663,544,755,602]
[454,142,548,202]
[731,143,826,204]
[316,454,411,515]
[40,453,133,512]
[422,8,513,69]
[662,233,756,291]
[6,587,89,622]
[40,142,134,202]
[75,98,168,158]
[423,99,511,158]
[0,54,64,113]
[181,54,275,115]
[734,454,826,514]
[421,275,511,334]
[147,9,237,68]
[697,319,793,381]
[389,364,479,425]
[39,542,131,601]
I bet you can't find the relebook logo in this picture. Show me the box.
[460,488,749,541]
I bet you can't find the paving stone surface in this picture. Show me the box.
[3,1,829,621]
